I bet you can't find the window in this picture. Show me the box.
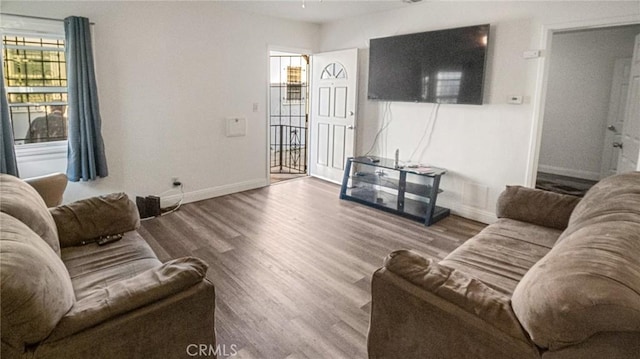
[2,35,67,145]
[435,71,462,104]
[320,62,346,80]
[286,66,303,102]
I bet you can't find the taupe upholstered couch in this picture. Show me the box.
[1,174,216,358]
[368,171,640,359]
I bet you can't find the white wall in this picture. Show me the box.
[4,1,639,223]
[539,25,640,180]
[319,1,640,223]
[3,1,320,204]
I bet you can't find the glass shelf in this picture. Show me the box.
[340,156,450,226]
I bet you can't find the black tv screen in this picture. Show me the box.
[368,24,490,105]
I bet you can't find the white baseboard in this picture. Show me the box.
[309,174,342,185]
[537,164,600,181]
[159,176,496,225]
[437,198,497,225]
[162,178,268,207]
[451,205,497,225]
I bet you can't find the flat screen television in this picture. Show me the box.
[368,24,490,105]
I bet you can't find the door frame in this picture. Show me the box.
[525,15,640,187]
[266,45,313,185]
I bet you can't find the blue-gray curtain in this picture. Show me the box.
[65,16,108,182]
[1,51,19,176]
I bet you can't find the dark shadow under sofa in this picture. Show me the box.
[368,171,640,359]
[1,174,216,358]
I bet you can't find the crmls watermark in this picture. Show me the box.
[186,344,238,357]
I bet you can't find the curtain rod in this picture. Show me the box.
[0,13,95,25]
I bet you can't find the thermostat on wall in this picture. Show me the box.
[226,117,246,137]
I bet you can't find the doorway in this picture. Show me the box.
[535,24,640,196]
[269,51,309,184]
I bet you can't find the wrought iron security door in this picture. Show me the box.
[269,54,309,174]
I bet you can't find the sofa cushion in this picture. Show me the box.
[0,174,60,256]
[47,257,208,341]
[383,250,532,344]
[0,213,75,346]
[512,172,640,350]
[496,185,581,230]
[440,218,561,295]
[24,172,68,207]
[50,192,140,248]
[560,171,640,243]
[61,231,161,300]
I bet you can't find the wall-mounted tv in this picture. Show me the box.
[368,24,490,105]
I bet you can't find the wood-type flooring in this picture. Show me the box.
[139,177,485,359]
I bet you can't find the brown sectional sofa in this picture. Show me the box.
[368,171,640,359]
[0,174,216,358]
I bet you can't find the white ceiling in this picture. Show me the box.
[220,0,414,24]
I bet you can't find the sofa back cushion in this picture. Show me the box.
[511,172,640,350]
[0,213,75,347]
[50,192,140,248]
[496,185,581,230]
[0,174,60,256]
[561,171,640,242]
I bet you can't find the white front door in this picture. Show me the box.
[309,49,358,183]
[600,58,631,178]
[617,34,640,173]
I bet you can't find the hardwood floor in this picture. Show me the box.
[139,177,485,359]
[536,171,597,197]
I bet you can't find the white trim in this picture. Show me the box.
[435,195,496,225]
[309,173,341,185]
[526,15,640,187]
[161,178,268,207]
[6,87,67,94]
[15,141,67,163]
[537,164,600,181]
[449,203,497,225]
[0,14,64,37]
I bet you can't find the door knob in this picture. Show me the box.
[349,111,355,116]
[347,125,355,130]
[613,142,623,148]
[607,125,617,132]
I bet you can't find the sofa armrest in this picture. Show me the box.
[368,250,539,359]
[49,192,140,247]
[24,173,68,207]
[37,273,216,359]
[46,257,207,341]
[496,185,581,230]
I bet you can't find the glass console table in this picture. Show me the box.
[339,156,450,226]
